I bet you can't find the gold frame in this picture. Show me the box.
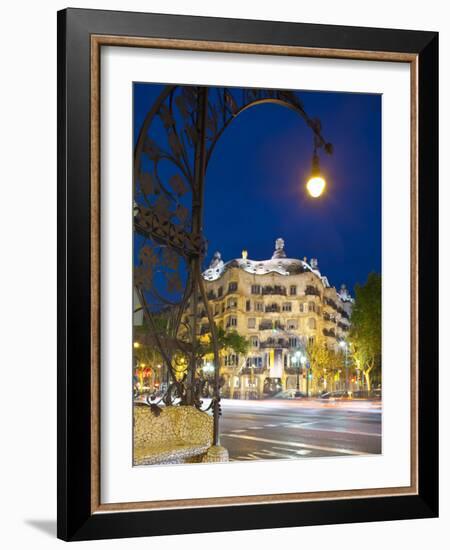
[90,35,418,514]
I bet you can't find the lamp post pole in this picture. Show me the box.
[306,362,310,397]
[293,350,302,391]
[300,354,308,396]
[340,341,349,391]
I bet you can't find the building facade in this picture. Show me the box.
[199,238,353,398]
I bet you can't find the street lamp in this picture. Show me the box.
[293,350,302,390]
[300,354,310,397]
[306,151,326,198]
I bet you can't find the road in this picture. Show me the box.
[219,399,382,461]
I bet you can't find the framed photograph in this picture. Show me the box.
[57,8,438,541]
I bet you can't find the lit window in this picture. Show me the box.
[226,316,237,328]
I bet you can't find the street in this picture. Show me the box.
[219,399,382,461]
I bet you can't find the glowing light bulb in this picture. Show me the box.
[306,175,326,198]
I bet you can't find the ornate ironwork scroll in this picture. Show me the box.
[133,84,332,445]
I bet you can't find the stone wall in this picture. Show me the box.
[134,405,213,465]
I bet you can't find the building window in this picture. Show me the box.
[228,282,238,293]
[225,354,238,366]
[308,318,317,330]
[287,319,297,330]
[214,304,219,315]
[226,316,237,328]
[227,297,237,309]
[217,286,223,297]
[290,285,297,295]
[246,356,262,368]
[282,302,292,312]
[299,302,304,313]
[288,337,298,348]
[308,336,315,345]
[246,300,251,311]
[255,301,264,312]
[308,301,316,313]
[247,318,256,329]
[250,336,259,348]
[251,284,261,294]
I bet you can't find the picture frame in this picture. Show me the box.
[57,7,438,541]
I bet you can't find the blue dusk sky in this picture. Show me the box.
[134,83,381,294]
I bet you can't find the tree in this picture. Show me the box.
[306,338,332,393]
[199,326,249,397]
[200,326,249,357]
[349,272,381,391]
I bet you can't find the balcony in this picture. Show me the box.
[259,322,285,331]
[260,338,290,349]
[305,285,321,297]
[265,304,280,313]
[325,298,338,310]
[262,285,287,296]
[323,328,336,338]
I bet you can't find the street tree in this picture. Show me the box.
[349,272,382,391]
[200,326,249,397]
[306,337,332,393]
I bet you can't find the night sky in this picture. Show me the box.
[134,84,381,294]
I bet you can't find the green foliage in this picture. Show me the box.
[306,338,345,390]
[349,272,382,390]
[306,338,330,380]
[202,326,249,357]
